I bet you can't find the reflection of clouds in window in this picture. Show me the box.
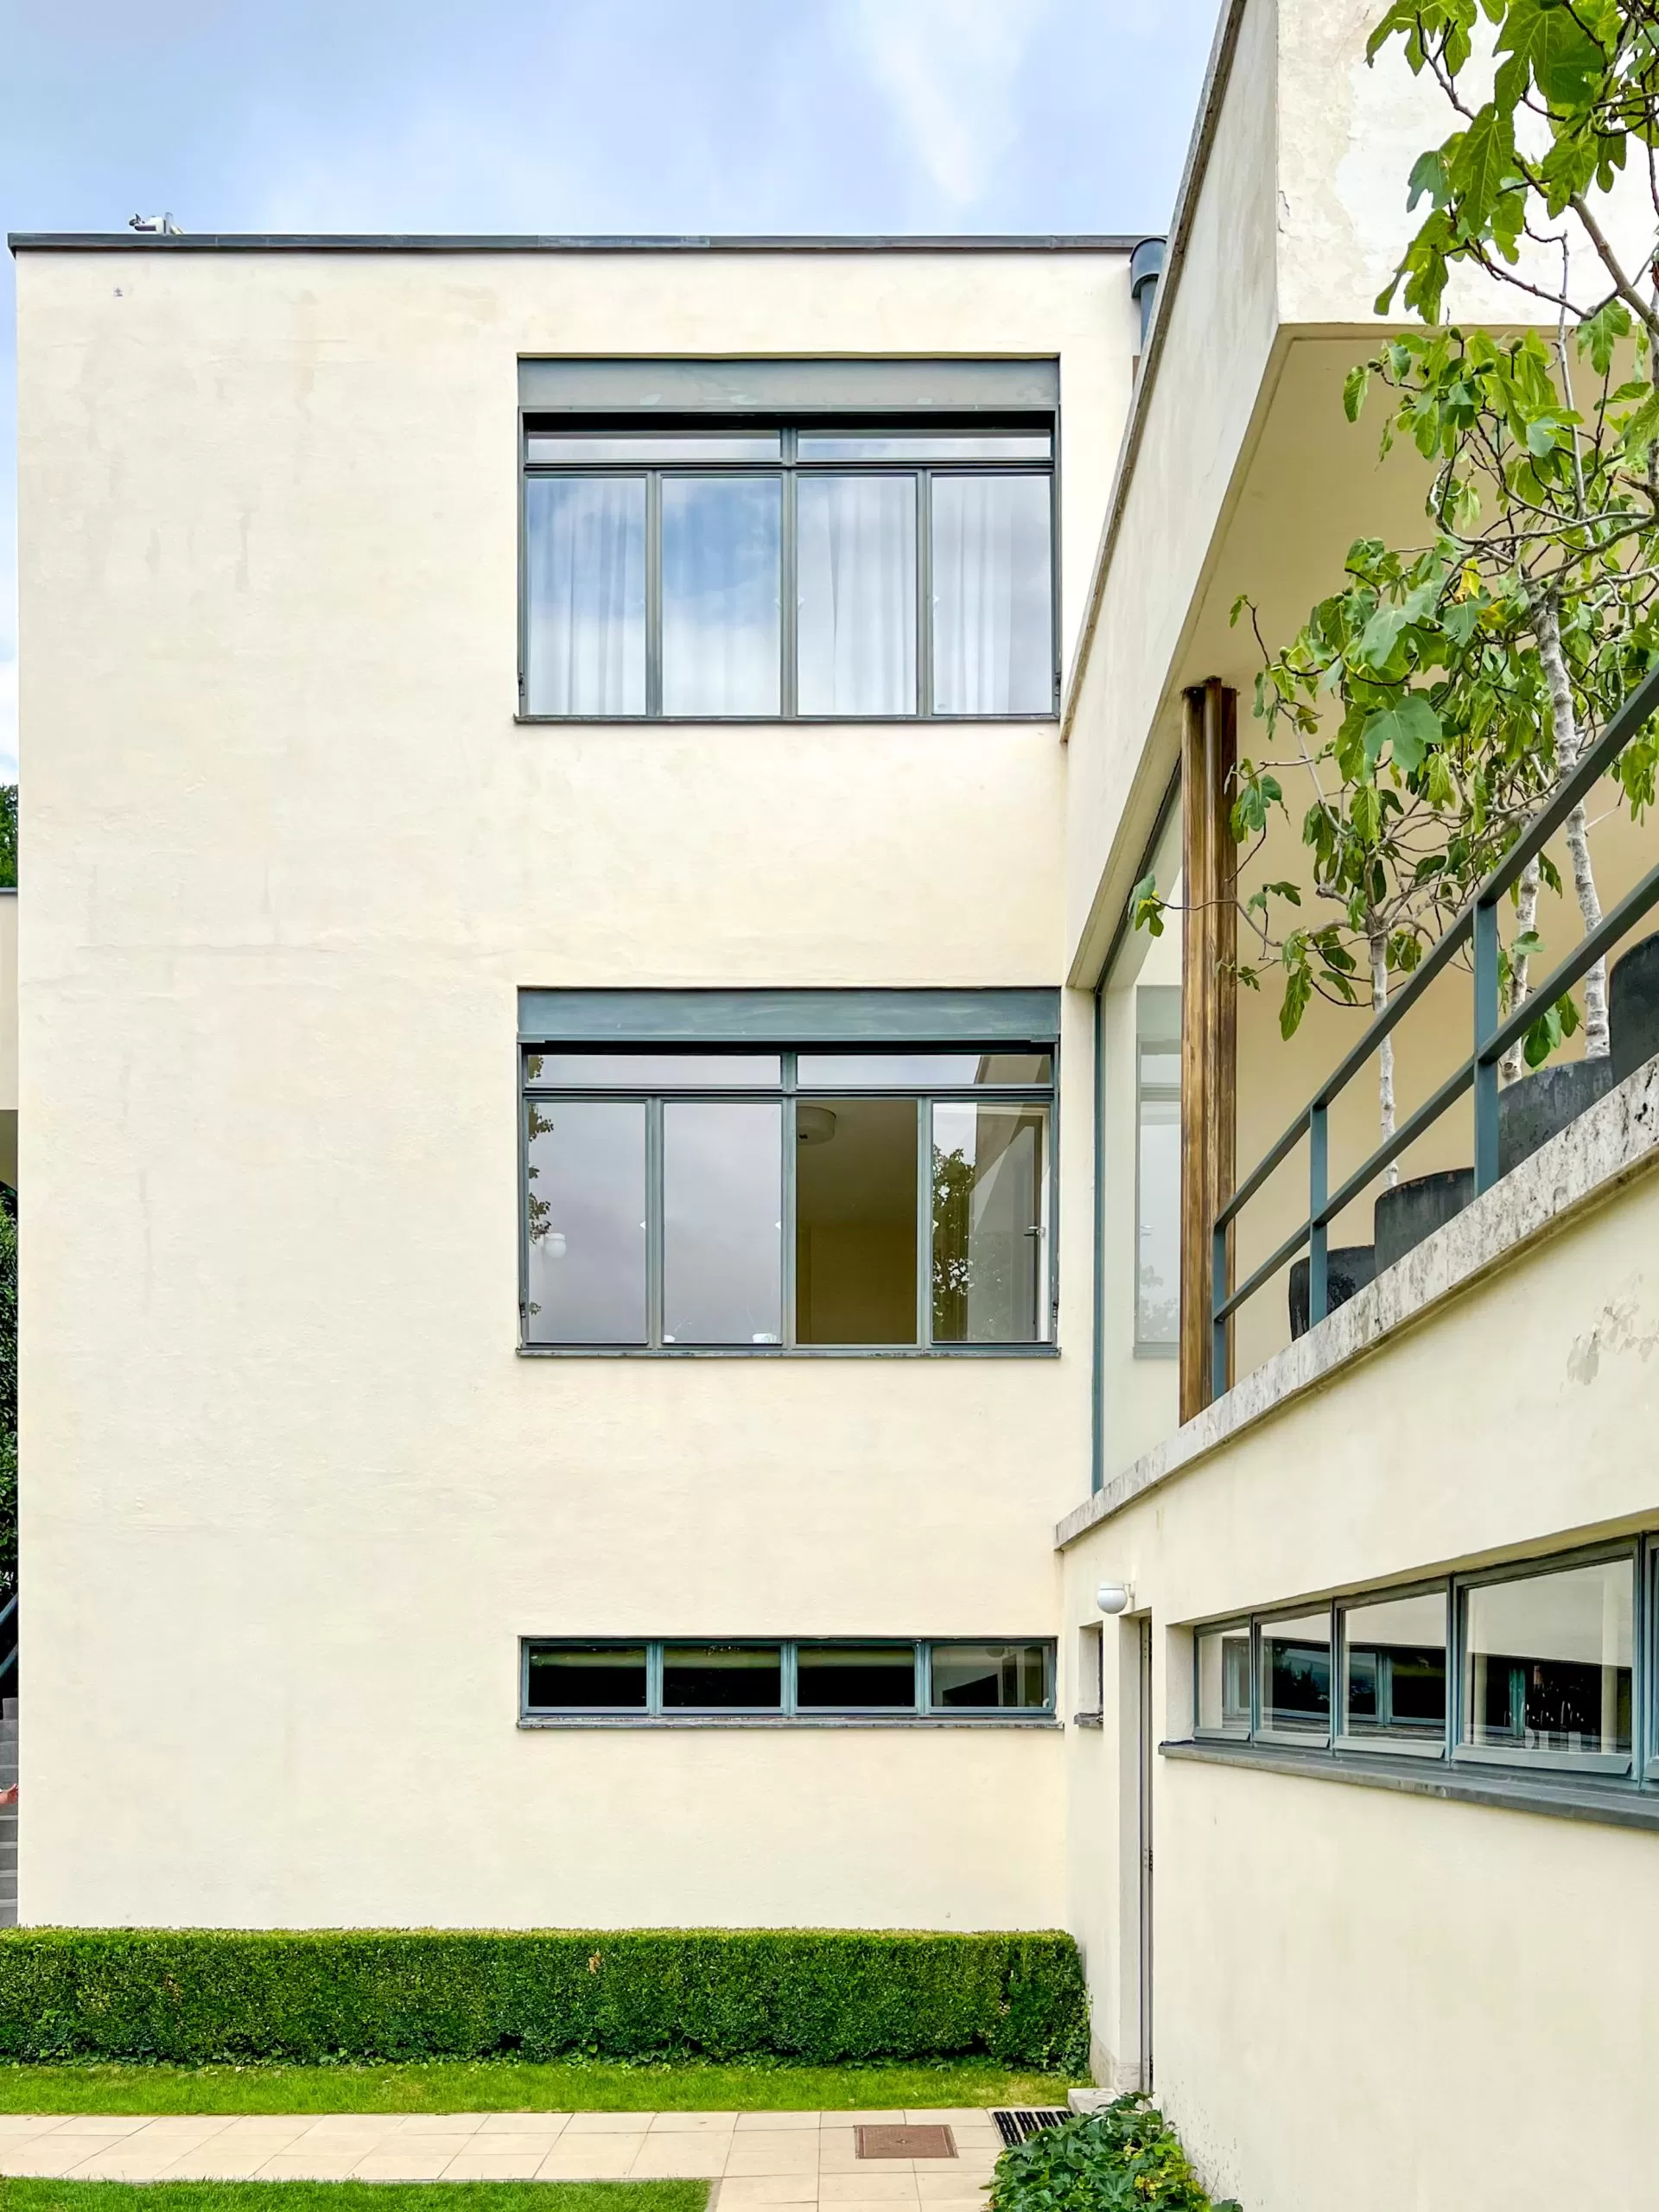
[931,474,1052,714]
[662,478,781,715]
[524,477,645,715]
[797,474,917,715]
[524,1100,647,1344]
[663,1102,783,1344]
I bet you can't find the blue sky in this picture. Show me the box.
[0,0,1221,782]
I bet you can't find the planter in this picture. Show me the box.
[1498,1058,1614,1175]
[1373,1167,1473,1273]
[1611,932,1659,1084]
[1288,1244,1376,1338]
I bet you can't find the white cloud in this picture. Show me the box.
[845,0,1056,212]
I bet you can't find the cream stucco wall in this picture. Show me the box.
[1061,1148,1659,2209]
[14,244,1132,1927]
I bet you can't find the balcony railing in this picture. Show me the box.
[1211,659,1659,1402]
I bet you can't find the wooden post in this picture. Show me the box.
[1179,679,1237,1420]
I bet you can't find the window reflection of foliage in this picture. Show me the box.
[524,1057,551,1318]
[931,1144,975,1337]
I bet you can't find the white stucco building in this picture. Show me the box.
[9,1,1659,2205]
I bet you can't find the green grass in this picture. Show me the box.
[0,2058,1081,2116]
[0,2187,705,2212]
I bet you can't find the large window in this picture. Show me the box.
[521,423,1056,721]
[522,1637,1055,1722]
[1191,1540,1657,1810]
[1134,986,1180,1353]
[521,1036,1056,1353]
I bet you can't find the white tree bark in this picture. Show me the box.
[1370,927,1399,1185]
[1535,592,1609,1057]
[1499,855,1542,1085]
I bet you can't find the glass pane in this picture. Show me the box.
[797,474,917,715]
[525,1644,647,1712]
[524,1052,781,1089]
[931,474,1053,714]
[796,1052,1052,1088]
[1196,1625,1251,1738]
[1260,1611,1332,1737]
[798,433,1051,460]
[524,1099,647,1344]
[524,476,646,715]
[929,1643,1051,1710]
[1135,1087,1179,1348]
[1463,1559,1633,1758]
[662,1643,783,1711]
[664,1102,783,1345]
[662,476,781,715]
[931,1103,1049,1344]
[795,1096,918,1345]
[526,433,780,463]
[796,1644,917,1710]
[1341,1591,1446,1745]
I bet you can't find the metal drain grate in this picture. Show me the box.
[856,2126,957,2160]
[992,2109,1069,2148]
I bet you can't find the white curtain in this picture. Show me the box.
[796,474,917,715]
[931,475,1052,715]
[524,476,646,715]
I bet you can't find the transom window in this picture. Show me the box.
[519,419,1056,721]
[519,1043,1056,1353]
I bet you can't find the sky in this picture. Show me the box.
[0,0,1222,784]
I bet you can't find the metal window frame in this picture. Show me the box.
[1253,1603,1335,1751]
[1332,1579,1452,1761]
[517,412,1058,724]
[519,1635,1058,1724]
[1192,1616,1253,1743]
[519,1040,1059,1357]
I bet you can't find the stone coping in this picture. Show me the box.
[1058,1055,1659,1548]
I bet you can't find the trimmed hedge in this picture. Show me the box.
[0,1929,1089,2071]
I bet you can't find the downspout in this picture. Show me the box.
[1129,238,1165,358]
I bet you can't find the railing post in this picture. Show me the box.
[1211,1219,1229,1400]
[1474,894,1501,1192]
[1308,1103,1328,1325]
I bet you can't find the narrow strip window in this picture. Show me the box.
[1134,986,1181,1353]
[1459,1556,1634,1770]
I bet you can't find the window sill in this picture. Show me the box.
[1162,1736,1659,1832]
[519,1714,1063,1732]
[514,713,1060,728]
[516,1343,1062,1360]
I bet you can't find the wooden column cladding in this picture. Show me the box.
[1179,679,1237,1421]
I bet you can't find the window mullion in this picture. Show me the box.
[783,1642,798,1718]
[646,1096,664,1348]
[782,435,798,718]
[917,1098,932,1349]
[917,471,933,717]
[645,473,664,716]
[647,1641,664,1719]
[783,1084,798,1350]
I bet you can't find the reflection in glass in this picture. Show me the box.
[930,1643,1051,1709]
[931,1103,1049,1344]
[1135,988,1182,1351]
[931,474,1052,714]
[662,1644,783,1711]
[1341,1591,1446,1746]
[1196,1626,1251,1738]
[1463,1559,1633,1758]
[525,1644,647,1712]
[526,433,780,463]
[524,476,646,715]
[796,1052,1052,1088]
[1259,1611,1331,1737]
[798,433,1050,460]
[524,1100,647,1344]
[795,1096,918,1344]
[662,476,781,714]
[664,1102,783,1344]
[796,1644,917,1709]
[524,1052,782,1089]
[797,474,917,715]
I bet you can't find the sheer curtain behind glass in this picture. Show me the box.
[797,475,917,714]
[524,477,645,714]
[931,475,1052,714]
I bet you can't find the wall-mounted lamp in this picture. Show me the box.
[1096,1581,1134,1616]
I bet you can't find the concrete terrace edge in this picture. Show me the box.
[1057,1054,1659,1548]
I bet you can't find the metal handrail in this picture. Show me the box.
[1211,658,1659,1397]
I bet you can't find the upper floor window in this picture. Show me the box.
[518,988,1059,1354]
[520,419,1056,721]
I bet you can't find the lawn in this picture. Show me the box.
[1,2187,705,2212]
[0,2058,1081,2116]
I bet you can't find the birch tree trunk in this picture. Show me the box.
[1499,855,1542,1084]
[1370,927,1399,1186]
[1536,592,1609,1057]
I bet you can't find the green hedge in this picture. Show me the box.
[0,1929,1089,2071]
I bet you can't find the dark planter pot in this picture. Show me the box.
[1611,932,1659,1084]
[1498,1058,1614,1176]
[1288,1244,1376,1338]
[1373,1167,1473,1274]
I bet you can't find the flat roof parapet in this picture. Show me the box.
[8,231,1150,256]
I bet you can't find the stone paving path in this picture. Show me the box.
[0,2106,1004,2208]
